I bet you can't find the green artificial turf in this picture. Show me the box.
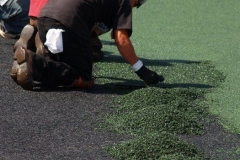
[98,0,240,132]
[104,87,207,135]
[104,132,202,160]
[131,0,240,133]
[94,0,240,159]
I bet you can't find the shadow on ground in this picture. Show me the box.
[101,50,201,67]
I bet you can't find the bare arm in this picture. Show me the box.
[114,29,138,65]
[113,29,165,84]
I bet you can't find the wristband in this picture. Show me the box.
[131,60,143,72]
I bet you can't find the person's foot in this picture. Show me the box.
[10,46,34,90]
[0,25,19,39]
[13,24,36,52]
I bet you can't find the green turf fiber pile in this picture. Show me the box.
[105,87,207,135]
[104,132,202,160]
[95,59,225,159]
[103,88,205,159]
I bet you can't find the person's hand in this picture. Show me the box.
[135,65,164,85]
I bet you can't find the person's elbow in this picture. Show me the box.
[114,29,130,47]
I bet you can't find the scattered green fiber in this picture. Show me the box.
[105,87,207,135]
[104,132,202,160]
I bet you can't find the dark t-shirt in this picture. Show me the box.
[39,0,132,38]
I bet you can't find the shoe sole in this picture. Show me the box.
[11,47,34,90]
[10,54,19,84]
[13,25,36,52]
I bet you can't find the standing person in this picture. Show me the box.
[10,0,164,90]
[0,0,30,39]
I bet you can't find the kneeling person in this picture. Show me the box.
[10,0,164,90]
